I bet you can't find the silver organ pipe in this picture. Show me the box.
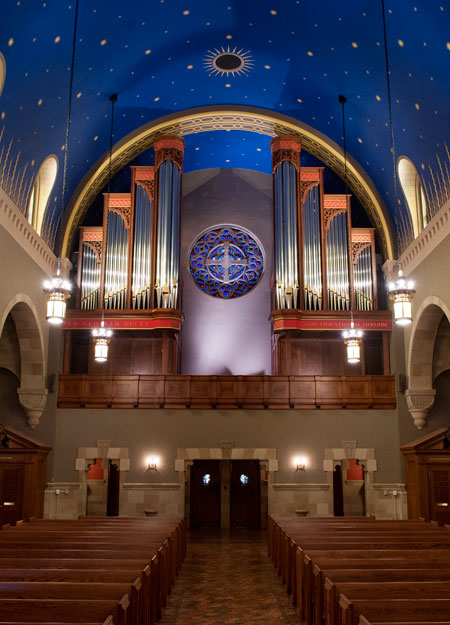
[354,245,374,311]
[104,209,129,310]
[273,160,299,309]
[132,184,152,309]
[155,159,182,309]
[326,211,350,311]
[80,244,101,310]
[302,185,322,310]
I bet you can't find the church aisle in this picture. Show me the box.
[160,530,299,625]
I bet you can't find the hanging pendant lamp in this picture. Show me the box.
[92,316,113,362]
[380,0,416,325]
[43,258,72,324]
[43,0,80,324]
[338,94,364,363]
[91,93,118,362]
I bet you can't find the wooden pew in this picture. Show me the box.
[0,597,129,624]
[299,546,450,623]
[315,567,450,625]
[0,516,185,625]
[325,581,450,625]
[340,597,450,625]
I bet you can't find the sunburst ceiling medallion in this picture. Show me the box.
[204,46,254,77]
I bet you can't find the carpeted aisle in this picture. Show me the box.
[160,530,299,625]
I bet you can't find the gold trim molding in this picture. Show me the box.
[60,106,395,259]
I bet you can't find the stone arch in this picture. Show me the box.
[405,295,450,429]
[60,105,395,260]
[0,294,47,428]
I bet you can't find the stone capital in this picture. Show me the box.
[405,388,436,429]
[17,387,48,428]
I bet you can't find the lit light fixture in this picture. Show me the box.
[145,456,158,471]
[338,93,364,363]
[380,0,417,325]
[294,456,308,470]
[343,321,363,363]
[43,259,72,324]
[387,269,415,325]
[92,316,113,362]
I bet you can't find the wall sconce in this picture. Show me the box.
[145,455,159,471]
[294,456,308,471]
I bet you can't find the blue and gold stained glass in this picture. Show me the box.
[189,225,264,299]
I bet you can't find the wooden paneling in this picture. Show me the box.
[275,332,385,376]
[58,374,396,410]
[0,429,51,524]
[401,427,450,525]
[69,331,179,376]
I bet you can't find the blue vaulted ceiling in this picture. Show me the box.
[1,0,449,252]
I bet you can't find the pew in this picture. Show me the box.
[315,567,450,625]
[299,547,450,623]
[325,581,450,625]
[268,515,450,625]
[0,516,186,625]
[340,597,450,625]
[0,597,129,624]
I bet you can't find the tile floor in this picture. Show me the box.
[160,530,299,625]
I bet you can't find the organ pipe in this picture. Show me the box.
[271,135,301,309]
[302,184,322,310]
[102,194,130,310]
[352,229,376,312]
[78,227,102,311]
[132,182,153,309]
[154,135,184,309]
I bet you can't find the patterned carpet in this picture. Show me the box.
[160,530,299,625]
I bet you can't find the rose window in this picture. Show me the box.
[189,225,264,298]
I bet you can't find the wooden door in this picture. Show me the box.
[190,460,221,529]
[106,461,120,516]
[230,460,260,529]
[0,464,24,526]
[428,464,450,526]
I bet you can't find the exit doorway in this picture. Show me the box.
[189,459,262,529]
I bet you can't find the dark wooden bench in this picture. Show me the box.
[0,597,129,624]
[325,581,450,625]
[340,597,450,625]
[315,567,450,625]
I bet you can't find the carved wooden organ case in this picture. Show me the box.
[270,135,389,376]
[71,135,185,374]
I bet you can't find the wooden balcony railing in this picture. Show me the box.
[58,374,396,410]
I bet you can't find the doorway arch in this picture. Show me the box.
[0,294,47,428]
[406,295,450,429]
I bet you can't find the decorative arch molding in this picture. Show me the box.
[0,52,6,98]
[405,295,450,429]
[60,106,395,260]
[0,294,47,428]
[28,154,58,236]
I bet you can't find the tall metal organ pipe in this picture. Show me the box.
[326,211,350,311]
[80,244,101,310]
[132,184,152,309]
[103,208,129,310]
[154,135,184,309]
[302,185,322,310]
[271,135,301,309]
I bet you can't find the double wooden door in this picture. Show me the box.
[190,460,261,529]
[190,460,221,528]
[230,460,260,529]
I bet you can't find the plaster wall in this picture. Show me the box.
[180,169,273,375]
[51,407,401,485]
